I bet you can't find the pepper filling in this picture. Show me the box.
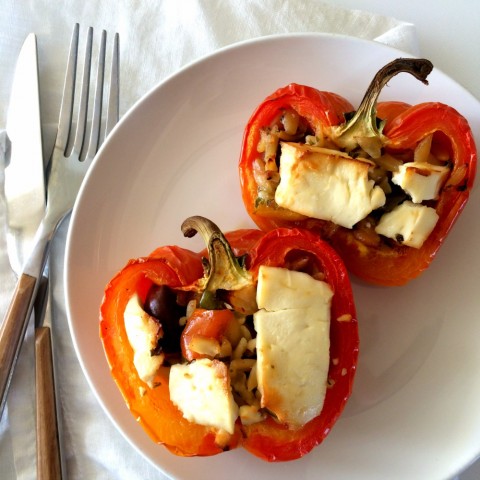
[123,217,337,440]
[252,59,455,249]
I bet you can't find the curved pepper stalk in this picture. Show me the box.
[330,58,433,155]
[181,216,253,310]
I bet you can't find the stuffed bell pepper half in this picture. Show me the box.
[100,216,359,461]
[239,58,477,285]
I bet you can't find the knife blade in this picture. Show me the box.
[3,33,62,480]
[5,33,46,271]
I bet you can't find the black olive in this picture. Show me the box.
[144,285,185,354]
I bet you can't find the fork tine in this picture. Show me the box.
[55,23,79,152]
[85,30,107,160]
[105,32,120,138]
[72,26,93,158]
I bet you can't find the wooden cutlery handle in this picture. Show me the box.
[35,326,62,480]
[0,272,37,413]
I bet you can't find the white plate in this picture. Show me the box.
[65,33,480,480]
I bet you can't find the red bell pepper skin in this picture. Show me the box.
[376,101,410,124]
[239,83,354,233]
[239,64,477,286]
[241,228,358,461]
[329,101,477,285]
[100,222,358,461]
[224,228,266,256]
[181,308,237,361]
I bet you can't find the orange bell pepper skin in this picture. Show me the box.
[100,225,358,461]
[100,246,241,456]
[329,101,477,285]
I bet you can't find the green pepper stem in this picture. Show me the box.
[330,58,433,153]
[181,216,252,310]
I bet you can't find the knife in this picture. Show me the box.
[3,33,62,480]
[5,34,45,266]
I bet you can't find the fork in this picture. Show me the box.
[0,24,120,426]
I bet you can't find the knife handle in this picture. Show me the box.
[0,272,37,415]
[35,326,62,480]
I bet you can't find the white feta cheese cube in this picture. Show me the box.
[375,201,439,248]
[392,161,449,203]
[256,264,334,312]
[275,142,386,229]
[169,358,239,434]
[124,294,164,387]
[254,266,332,428]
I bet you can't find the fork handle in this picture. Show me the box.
[35,326,62,480]
[0,272,37,416]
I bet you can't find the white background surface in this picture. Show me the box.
[0,1,479,479]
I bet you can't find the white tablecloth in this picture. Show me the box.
[0,1,479,479]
